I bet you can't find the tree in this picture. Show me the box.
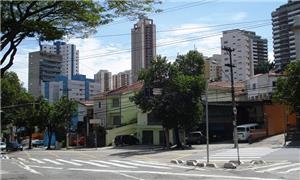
[51,97,77,149]
[254,59,275,75]
[1,1,161,75]
[273,60,300,113]
[131,51,205,148]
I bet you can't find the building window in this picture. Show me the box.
[113,116,121,125]
[98,102,101,108]
[147,113,161,125]
[252,83,256,90]
[272,81,277,87]
[112,98,120,107]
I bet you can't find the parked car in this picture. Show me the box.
[6,142,23,151]
[185,131,205,145]
[114,135,139,146]
[32,140,44,147]
[237,123,259,142]
[0,142,6,151]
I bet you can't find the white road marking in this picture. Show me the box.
[72,159,109,167]
[16,161,41,175]
[28,165,63,170]
[245,162,291,170]
[117,172,145,180]
[279,166,300,174]
[257,163,300,173]
[91,160,137,168]
[132,160,202,170]
[208,156,260,159]
[43,159,63,165]
[17,157,28,163]
[110,160,170,169]
[29,158,45,164]
[56,159,82,166]
[67,168,284,180]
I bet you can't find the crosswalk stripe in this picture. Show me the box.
[56,159,82,166]
[29,158,45,164]
[72,159,109,168]
[110,160,171,169]
[256,163,300,173]
[247,162,291,170]
[91,160,137,168]
[17,158,28,162]
[132,160,200,170]
[279,166,300,174]
[206,157,260,159]
[43,159,63,165]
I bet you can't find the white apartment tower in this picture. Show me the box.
[41,41,79,79]
[131,16,156,83]
[207,54,222,81]
[272,0,300,71]
[112,70,132,89]
[94,70,112,92]
[221,29,268,82]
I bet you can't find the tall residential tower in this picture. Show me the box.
[131,16,156,83]
[42,41,79,79]
[272,0,300,71]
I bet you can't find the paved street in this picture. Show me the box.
[1,142,299,180]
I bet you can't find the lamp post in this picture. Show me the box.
[222,46,240,165]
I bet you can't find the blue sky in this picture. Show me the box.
[8,0,286,89]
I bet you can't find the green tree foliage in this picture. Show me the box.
[273,60,300,112]
[1,0,161,75]
[254,59,275,75]
[131,50,206,148]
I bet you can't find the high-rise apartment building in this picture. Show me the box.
[112,70,132,89]
[94,70,112,92]
[206,54,222,81]
[272,0,300,71]
[41,41,79,79]
[28,51,62,98]
[41,74,100,102]
[131,16,156,83]
[221,29,268,82]
[293,15,300,60]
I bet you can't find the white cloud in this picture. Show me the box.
[231,12,247,21]
[168,24,211,36]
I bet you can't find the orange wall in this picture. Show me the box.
[263,104,296,136]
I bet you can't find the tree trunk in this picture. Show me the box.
[164,127,170,149]
[174,126,182,148]
[47,126,52,150]
[28,129,32,149]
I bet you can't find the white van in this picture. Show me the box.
[237,123,259,141]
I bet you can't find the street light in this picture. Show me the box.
[222,46,240,165]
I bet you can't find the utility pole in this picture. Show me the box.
[222,46,240,165]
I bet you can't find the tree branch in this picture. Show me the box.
[1,41,14,65]
[10,2,16,22]
[17,2,24,19]
[1,44,18,77]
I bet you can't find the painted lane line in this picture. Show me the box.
[17,157,29,163]
[67,168,284,180]
[28,165,63,170]
[246,162,291,170]
[72,159,109,168]
[42,159,63,165]
[205,157,260,159]
[279,166,300,174]
[110,160,170,169]
[131,160,203,170]
[117,172,145,180]
[16,161,41,175]
[91,160,137,168]
[256,163,300,173]
[29,158,45,164]
[56,159,83,166]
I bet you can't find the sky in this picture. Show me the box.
[7,0,287,89]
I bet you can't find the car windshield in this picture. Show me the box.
[237,127,245,132]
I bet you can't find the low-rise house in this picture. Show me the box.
[93,82,172,146]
